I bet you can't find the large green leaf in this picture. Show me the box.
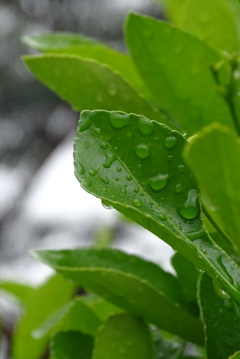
[229,352,240,359]
[177,0,239,53]
[23,55,172,128]
[184,123,240,253]
[125,13,234,135]
[72,109,240,304]
[13,275,75,359]
[32,248,204,345]
[199,273,240,359]
[50,331,93,359]
[92,313,154,359]
[23,34,148,97]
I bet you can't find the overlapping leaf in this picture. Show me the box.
[125,13,234,135]
[199,274,240,359]
[32,247,204,344]
[92,313,154,359]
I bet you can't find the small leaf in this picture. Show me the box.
[22,32,98,51]
[199,273,240,359]
[92,313,154,359]
[184,123,240,253]
[73,110,240,305]
[32,248,204,345]
[50,331,93,359]
[23,55,172,127]
[13,275,75,359]
[125,13,234,134]
[178,0,240,53]
[0,280,34,305]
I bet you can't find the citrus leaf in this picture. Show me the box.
[72,109,240,304]
[31,248,204,345]
[13,275,75,359]
[228,352,240,359]
[0,280,34,305]
[125,13,234,135]
[50,331,93,359]
[23,55,172,128]
[178,0,240,53]
[184,123,240,253]
[92,313,154,359]
[199,273,240,359]
[83,295,122,321]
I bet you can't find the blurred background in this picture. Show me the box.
[0,0,174,352]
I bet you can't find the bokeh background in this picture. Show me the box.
[0,1,174,355]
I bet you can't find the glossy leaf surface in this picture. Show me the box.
[125,13,234,134]
[13,275,75,359]
[73,110,240,304]
[50,331,93,359]
[23,55,171,127]
[184,123,240,253]
[92,313,154,359]
[178,0,239,52]
[199,273,240,359]
[32,248,204,344]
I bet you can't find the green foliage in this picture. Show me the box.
[13,0,240,357]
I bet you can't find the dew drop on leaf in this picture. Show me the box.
[175,183,182,193]
[135,144,151,159]
[133,198,142,207]
[88,168,97,177]
[101,200,113,210]
[213,279,230,299]
[115,177,119,182]
[100,141,108,149]
[108,83,117,96]
[164,136,177,149]
[101,177,109,184]
[158,212,167,221]
[109,112,130,129]
[78,162,85,174]
[103,153,116,168]
[178,164,185,173]
[149,174,169,191]
[137,116,154,135]
[126,174,132,181]
[116,167,122,172]
[177,189,200,220]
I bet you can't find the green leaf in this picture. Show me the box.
[0,280,34,305]
[152,330,185,359]
[23,54,172,128]
[50,331,93,359]
[84,294,122,321]
[177,0,240,53]
[184,123,240,253]
[73,109,240,305]
[199,273,240,359]
[125,13,234,135]
[13,274,75,359]
[92,313,154,359]
[229,352,240,359]
[172,253,199,303]
[32,247,204,345]
[23,33,148,97]
[22,32,98,51]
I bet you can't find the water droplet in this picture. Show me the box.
[137,163,142,170]
[108,83,117,96]
[213,279,230,299]
[101,177,109,184]
[101,200,113,210]
[115,177,119,182]
[135,144,151,159]
[100,142,108,149]
[79,111,95,132]
[116,167,122,172]
[167,155,173,161]
[88,168,97,177]
[164,136,177,149]
[133,198,142,207]
[158,212,167,221]
[178,189,200,220]
[78,162,85,174]
[134,187,139,193]
[137,116,154,135]
[126,174,132,181]
[94,128,101,135]
[109,112,130,129]
[103,153,116,168]
[113,146,118,151]
[154,137,159,141]
[149,174,169,191]
[175,183,182,193]
[178,164,185,173]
